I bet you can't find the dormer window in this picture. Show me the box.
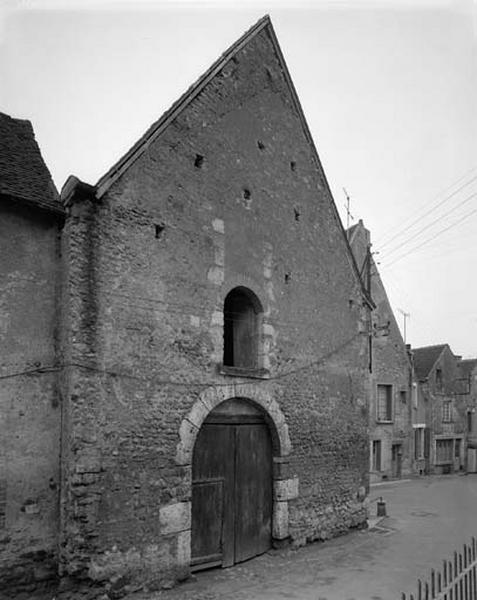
[377,384,393,422]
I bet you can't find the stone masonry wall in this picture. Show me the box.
[370,266,413,481]
[422,348,467,474]
[348,223,413,482]
[0,202,62,589]
[61,26,370,593]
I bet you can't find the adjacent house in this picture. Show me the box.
[0,112,64,585]
[456,358,477,472]
[412,344,467,475]
[348,220,414,482]
[1,17,374,593]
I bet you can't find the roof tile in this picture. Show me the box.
[412,344,447,381]
[0,112,61,212]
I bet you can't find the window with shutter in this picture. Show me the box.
[377,384,393,422]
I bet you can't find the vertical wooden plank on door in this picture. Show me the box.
[234,423,272,563]
[190,479,224,567]
[191,424,234,568]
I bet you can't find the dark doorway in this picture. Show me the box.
[392,443,402,479]
[372,440,381,472]
[191,399,273,570]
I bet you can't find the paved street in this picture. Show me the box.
[132,474,477,600]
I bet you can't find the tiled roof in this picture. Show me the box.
[0,112,62,213]
[412,344,447,381]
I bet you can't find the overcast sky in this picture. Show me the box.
[1,0,477,356]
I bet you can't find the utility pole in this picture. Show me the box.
[343,188,354,231]
[397,308,410,343]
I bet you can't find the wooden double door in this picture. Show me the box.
[191,412,272,570]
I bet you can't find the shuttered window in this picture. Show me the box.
[414,427,425,460]
[377,384,393,422]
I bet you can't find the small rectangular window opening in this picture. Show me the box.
[377,384,393,422]
[442,400,452,422]
[436,368,443,390]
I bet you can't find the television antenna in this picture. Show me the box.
[397,308,410,343]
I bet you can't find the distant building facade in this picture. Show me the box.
[456,359,477,472]
[413,344,467,475]
[348,220,414,482]
[1,17,374,594]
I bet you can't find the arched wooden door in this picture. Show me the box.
[191,399,272,570]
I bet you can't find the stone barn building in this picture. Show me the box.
[2,16,373,594]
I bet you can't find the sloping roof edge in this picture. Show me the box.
[264,25,374,308]
[0,191,65,217]
[61,174,97,207]
[95,14,271,199]
[412,343,449,381]
[0,111,62,214]
[93,15,372,307]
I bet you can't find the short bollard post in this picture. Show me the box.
[377,497,387,517]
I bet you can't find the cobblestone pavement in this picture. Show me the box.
[128,473,477,600]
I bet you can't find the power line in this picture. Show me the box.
[379,191,477,259]
[378,272,443,345]
[0,331,364,386]
[381,206,477,269]
[374,168,477,249]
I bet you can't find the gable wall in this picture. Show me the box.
[419,347,467,474]
[61,27,371,590]
[427,347,464,436]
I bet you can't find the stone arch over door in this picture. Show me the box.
[173,383,297,571]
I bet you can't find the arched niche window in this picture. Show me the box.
[223,287,262,369]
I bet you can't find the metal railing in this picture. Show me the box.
[401,537,477,600]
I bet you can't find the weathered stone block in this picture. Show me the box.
[274,477,299,501]
[207,266,224,285]
[159,502,191,535]
[273,501,289,540]
[210,310,224,327]
[176,529,191,568]
[273,457,290,480]
[263,323,275,337]
[212,218,224,233]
